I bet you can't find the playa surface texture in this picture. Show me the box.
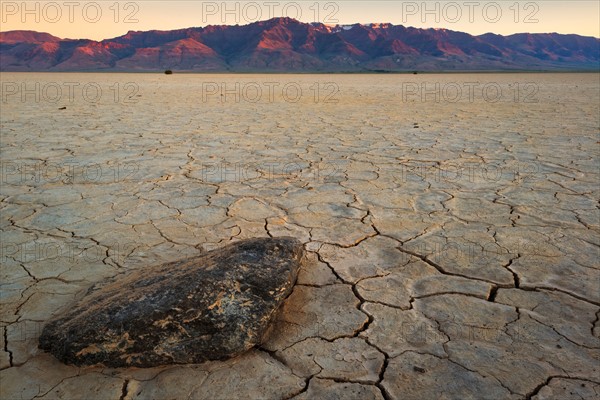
[1,73,599,399]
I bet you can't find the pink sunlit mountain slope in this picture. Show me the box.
[1,18,598,71]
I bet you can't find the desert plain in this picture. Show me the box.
[0,73,599,399]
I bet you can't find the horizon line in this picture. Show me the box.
[2,17,599,42]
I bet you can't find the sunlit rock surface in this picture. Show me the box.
[39,237,304,367]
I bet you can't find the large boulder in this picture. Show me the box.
[39,237,304,367]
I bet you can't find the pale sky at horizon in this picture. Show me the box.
[1,1,598,40]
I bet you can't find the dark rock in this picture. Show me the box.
[39,237,304,368]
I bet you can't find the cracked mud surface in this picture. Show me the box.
[1,73,599,399]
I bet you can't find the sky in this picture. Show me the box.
[1,0,599,40]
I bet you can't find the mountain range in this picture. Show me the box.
[1,18,598,72]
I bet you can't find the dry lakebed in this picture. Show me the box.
[0,73,599,399]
